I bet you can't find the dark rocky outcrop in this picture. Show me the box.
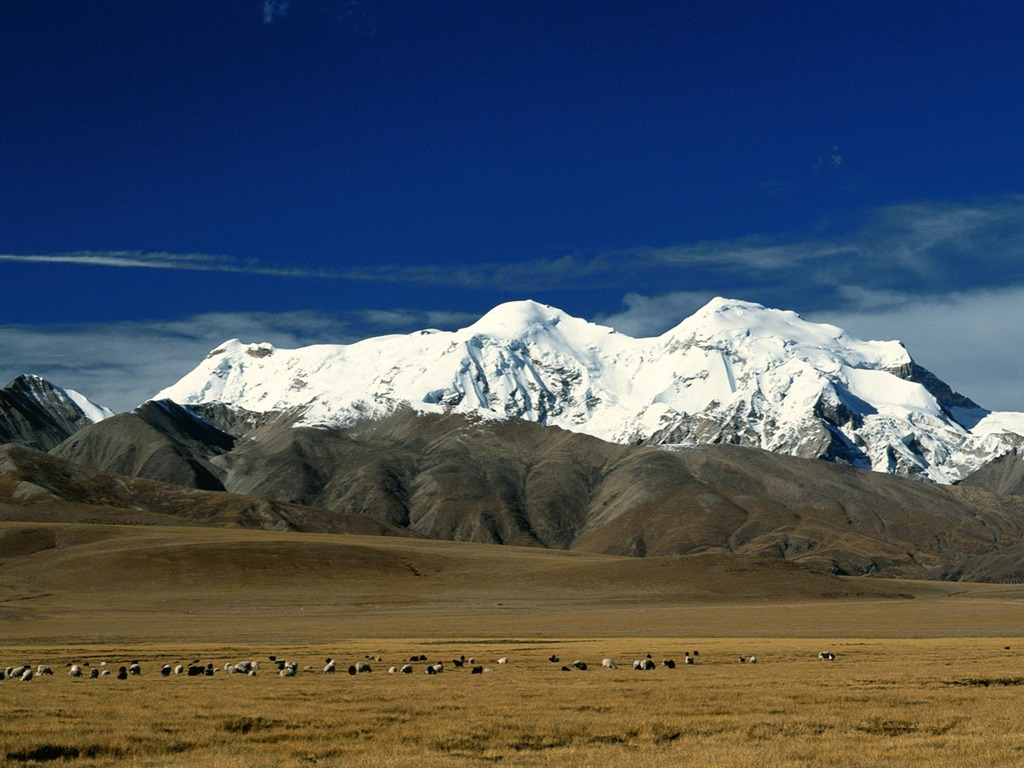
[0,375,103,451]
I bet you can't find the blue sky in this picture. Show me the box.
[3,0,1024,412]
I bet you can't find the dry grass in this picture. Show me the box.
[4,638,1024,766]
[4,521,1024,764]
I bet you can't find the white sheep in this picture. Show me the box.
[323,658,336,674]
[68,665,84,678]
[601,658,617,669]
[496,657,508,664]
[36,665,53,676]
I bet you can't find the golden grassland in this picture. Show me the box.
[4,638,1024,767]
[3,521,1024,765]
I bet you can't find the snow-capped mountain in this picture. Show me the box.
[154,298,1024,483]
[0,374,113,450]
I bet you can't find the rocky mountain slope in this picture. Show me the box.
[153,298,1024,483]
[42,405,1024,581]
[51,399,235,491]
[0,374,112,451]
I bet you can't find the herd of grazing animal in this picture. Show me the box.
[1,649,839,683]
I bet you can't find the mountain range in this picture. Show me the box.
[153,298,1024,484]
[6,297,1024,583]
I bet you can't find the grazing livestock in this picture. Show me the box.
[818,651,836,661]
[20,668,33,682]
[425,663,444,675]
[549,655,560,663]
[633,659,656,670]
[738,656,747,663]
[348,665,357,675]
[9,665,27,679]
[401,664,413,674]
[571,660,588,670]
[68,665,84,678]
[173,664,184,675]
[90,668,99,679]
[684,656,695,665]
[661,659,676,669]
[496,657,508,664]
[355,661,372,674]
[471,666,484,674]
[129,662,141,676]
[117,667,128,680]
[601,658,617,670]
[324,658,336,674]
[36,665,53,676]
[750,656,758,664]
[388,666,398,674]
[161,665,172,677]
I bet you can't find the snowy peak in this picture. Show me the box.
[663,297,910,369]
[463,299,568,337]
[153,298,1023,483]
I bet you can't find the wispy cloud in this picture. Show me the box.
[14,197,1024,295]
[0,250,330,278]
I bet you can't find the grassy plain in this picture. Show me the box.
[3,521,1024,766]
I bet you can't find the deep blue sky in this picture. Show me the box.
[3,0,1024,411]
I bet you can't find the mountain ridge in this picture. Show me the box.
[153,297,1024,483]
